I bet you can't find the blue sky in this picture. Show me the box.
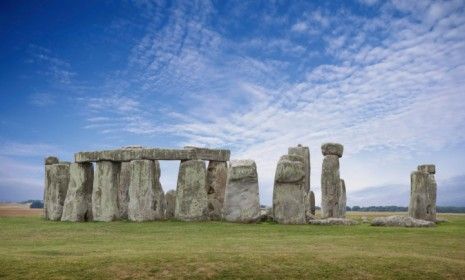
[1,0,465,206]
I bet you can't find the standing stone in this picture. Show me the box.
[223,160,261,223]
[408,171,429,220]
[165,190,176,219]
[338,179,347,218]
[321,143,344,218]
[310,191,316,215]
[175,160,208,221]
[44,163,70,221]
[273,155,306,224]
[118,162,130,219]
[61,163,93,222]
[206,161,228,220]
[44,156,59,165]
[128,160,165,221]
[92,161,121,222]
[288,145,310,194]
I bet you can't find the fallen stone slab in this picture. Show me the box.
[371,215,435,227]
[75,147,230,163]
[61,163,93,222]
[308,218,358,225]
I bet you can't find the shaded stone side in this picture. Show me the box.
[408,171,429,220]
[128,160,165,221]
[44,163,70,221]
[272,155,306,224]
[288,145,310,193]
[164,190,176,219]
[223,160,261,223]
[175,160,208,221]
[417,164,437,222]
[338,179,346,218]
[206,161,228,220]
[92,161,121,222]
[61,163,93,222]
[321,154,341,218]
[118,162,130,219]
[310,191,316,215]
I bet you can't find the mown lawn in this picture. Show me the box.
[0,212,464,279]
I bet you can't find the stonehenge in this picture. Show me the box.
[321,143,344,218]
[223,160,261,223]
[310,191,316,215]
[338,179,346,218]
[61,163,93,222]
[206,161,228,220]
[164,190,176,219]
[409,164,437,221]
[92,161,121,221]
[118,162,131,219]
[44,161,70,220]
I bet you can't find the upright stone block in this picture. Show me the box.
[61,163,93,222]
[44,156,59,165]
[175,160,208,221]
[321,143,343,218]
[128,160,165,221]
[338,179,347,218]
[408,171,429,220]
[273,155,306,224]
[44,163,70,221]
[164,190,176,219]
[310,191,316,215]
[223,160,261,223]
[206,161,228,220]
[92,161,121,222]
[414,164,437,221]
[118,162,130,219]
[288,145,310,193]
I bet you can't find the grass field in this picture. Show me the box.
[0,207,464,279]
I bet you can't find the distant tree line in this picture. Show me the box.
[21,200,44,209]
[348,205,465,213]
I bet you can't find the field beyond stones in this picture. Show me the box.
[0,208,464,279]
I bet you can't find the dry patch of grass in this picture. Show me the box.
[0,203,43,217]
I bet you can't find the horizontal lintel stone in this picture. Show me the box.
[74,147,230,163]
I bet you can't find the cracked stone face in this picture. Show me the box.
[206,161,228,220]
[92,161,121,222]
[61,162,93,222]
[44,163,70,221]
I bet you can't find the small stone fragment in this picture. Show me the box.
[321,143,344,157]
[308,218,358,225]
[371,215,435,227]
[44,156,59,165]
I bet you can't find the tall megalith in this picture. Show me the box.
[338,179,347,218]
[44,162,70,221]
[128,160,165,221]
[321,143,343,218]
[61,163,93,222]
[223,160,261,223]
[164,190,176,219]
[272,155,306,224]
[409,164,437,221]
[206,161,228,220]
[92,161,121,222]
[175,160,208,221]
[310,191,316,215]
[118,162,130,219]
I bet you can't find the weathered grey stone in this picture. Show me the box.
[418,164,435,174]
[118,162,130,219]
[44,156,59,165]
[164,190,176,219]
[408,171,429,220]
[61,163,93,222]
[425,172,437,222]
[223,160,261,223]
[321,154,341,218]
[338,179,347,218]
[175,160,208,221]
[92,161,121,222]
[206,161,228,220]
[308,218,358,225]
[371,215,435,227]
[288,145,310,193]
[321,143,344,157]
[259,207,273,222]
[273,155,306,224]
[44,163,70,221]
[128,160,165,221]
[75,147,230,163]
[310,191,316,215]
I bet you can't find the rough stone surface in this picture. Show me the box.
[223,160,261,223]
[273,155,306,224]
[408,171,429,220]
[44,163,70,221]
[425,172,437,222]
[310,191,316,215]
[118,162,130,219]
[75,147,230,163]
[92,161,121,222]
[371,215,435,227]
[44,156,59,165]
[308,218,358,225]
[61,163,93,222]
[259,207,273,222]
[175,160,208,221]
[128,160,165,221]
[338,179,347,218]
[418,164,436,174]
[321,143,344,157]
[164,190,176,219]
[206,161,228,220]
[321,154,341,218]
[288,145,310,193]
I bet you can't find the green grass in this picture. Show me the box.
[0,213,464,279]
